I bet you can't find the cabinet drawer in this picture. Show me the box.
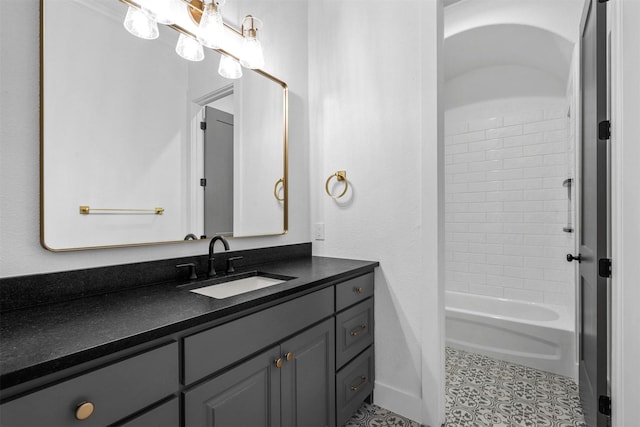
[335,273,374,312]
[184,286,334,385]
[336,347,374,427]
[0,342,178,427]
[336,298,373,369]
[116,397,179,427]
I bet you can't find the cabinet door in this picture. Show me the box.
[281,318,336,427]
[184,346,281,427]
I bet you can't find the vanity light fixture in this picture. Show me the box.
[239,15,264,69]
[176,33,205,61]
[197,0,225,49]
[123,6,159,40]
[218,54,243,79]
[137,0,182,25]
[121,0,266,79]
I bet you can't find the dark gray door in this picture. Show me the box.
[578,0,609,425]
[204,106,233,237]
[281,318,336,427]
[184,346,281,427]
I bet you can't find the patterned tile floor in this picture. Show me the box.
[445,347,586,427]
[344,348,586,427]
[344,402,420,427]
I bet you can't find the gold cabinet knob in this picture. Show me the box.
[75,402,95,421]
[284,352,294,361]
[354,287,364,294]
[274,358,283,368]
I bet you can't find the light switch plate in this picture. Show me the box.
[314,223,325,240]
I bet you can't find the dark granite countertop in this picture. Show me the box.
[0,256,377,391]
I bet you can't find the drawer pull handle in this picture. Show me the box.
[284,352,294,361]
[350,376,367,391]
[354,287,364,294]
[274,358,283,368]
[75,402,95,421]
[350,325,367,336]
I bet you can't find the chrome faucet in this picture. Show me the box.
[208,236,230,277]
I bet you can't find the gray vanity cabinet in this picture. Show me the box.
[281,318,336,427]
[334,272,375,426]
[0,342,178,427]
[184,345,282,427]
[185,318,335,427]
[0,269,376,427]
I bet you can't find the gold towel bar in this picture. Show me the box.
[79,206,164,215]
[325,170,348,199]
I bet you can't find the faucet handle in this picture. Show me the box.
[176,263,197,281]
[226,256,243,274]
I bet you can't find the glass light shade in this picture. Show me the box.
[176,34,204,61]
[197,2,224,49]
[123,7,159,40]
[138,0,182,25]
[218,55,242,79]
[240,36,264,69]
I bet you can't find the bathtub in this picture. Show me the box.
[445,291,577,379]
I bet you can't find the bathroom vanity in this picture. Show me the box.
[0,246,377,427]
[8,2,380,425]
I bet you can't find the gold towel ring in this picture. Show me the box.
[273,178,285,202]
[325,171,348,199]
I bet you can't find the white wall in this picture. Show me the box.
[444,98,575,310]
[611,0,640,425]
[308,1,443,425]
[0,0,310,277]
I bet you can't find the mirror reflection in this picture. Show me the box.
[41,0,288,251]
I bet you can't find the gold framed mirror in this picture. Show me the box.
[40,0,288,251]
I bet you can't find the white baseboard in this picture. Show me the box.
[373,381,423,425]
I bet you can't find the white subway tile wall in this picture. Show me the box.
[444,106,575,309]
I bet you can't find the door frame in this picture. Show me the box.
[609,1,640,426]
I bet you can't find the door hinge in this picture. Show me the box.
[598,120,611,140]
[599,395,611,416]
[200,121,207,130]
[200,178,207,187]
[599,258,612,278]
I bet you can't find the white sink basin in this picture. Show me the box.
[189,275,287,299]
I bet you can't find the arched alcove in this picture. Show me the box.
[444,24,574,108]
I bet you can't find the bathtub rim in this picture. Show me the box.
[445,290,573,332]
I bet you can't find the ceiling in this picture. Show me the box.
[444,23,574,82]
[445,0,585,43]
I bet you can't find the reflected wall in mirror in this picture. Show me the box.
[41,0,288,251]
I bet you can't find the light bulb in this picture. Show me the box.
[176,34,204,61]
[240,16,264,69]
[197,2,224,49]
[240,35,264,69]
[218,55,242,79]
[123,6,159,40]
[138,0,181,25]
